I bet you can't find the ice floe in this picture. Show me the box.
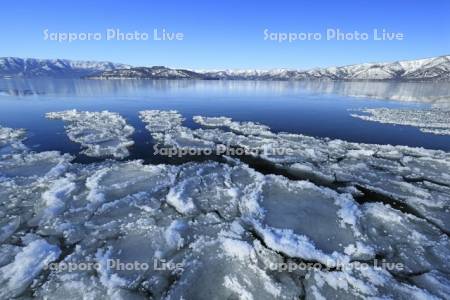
[350,108,450,136]
[46,110,135,158]
[186,113,450,234]
[1,111,450,299]
[0,126,27,155]
[194,115,273,136]
[140,110,215,150]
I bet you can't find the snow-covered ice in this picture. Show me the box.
[190,113,450,234]
[0,126,27,155]
[194,115,273,136]
[303,264,439,299]
[46,110,135,158]
[0,239,61,298]
[140,110,215,150]
[0,111,449,299]
[351,108,450,136]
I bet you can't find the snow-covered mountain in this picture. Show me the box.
[0,57,131,78]
[90,66,206,80]
[89,55,450,81]
[2,55,450,81]
[199,55,450,81]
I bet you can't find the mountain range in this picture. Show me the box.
[1,55,450,81]
[0,57,130,78]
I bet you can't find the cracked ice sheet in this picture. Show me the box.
[46,110,135,158]
[303,263,439,300]
[350,108,450,136]
[410,271,450,299]
[360,202,450,275]
[329,154,450,234]
[142,111,450,233]
[1,120,449,299]
[0,150,306,298]
[190,113,450,233]
[165,233,302,300]
[0,147,362,299]
[241,175,374,267]
[34,162,308,299]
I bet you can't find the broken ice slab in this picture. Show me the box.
[330,154,450,234]
[410,270,450,299]
[361,202,450,275]
[0,217,20,244]
[139,110,184,133]
[84,160,176,206]
[165,162,246,219]
[46,110,135,158]
[303,264,439,300]
[0,239,60,298]
[1,118,449,299]
[140,110,215,150]
[243,175,373,266]
[0,151,72,181]
[350,108,450,136]
[35,244,147,300]
[0,126,27,155]
[191,113,450,233]
[166,235,303,300]
[194,115,273,136]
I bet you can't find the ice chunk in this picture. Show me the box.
[46,110,135,158]
[241,175,372,266]
[139,110,184,133]
[0,126,26,144]
[304,264,438,299]
[0,126,27,155]
[165,162,243,219]
[0,245,21,267]
[166,181,197,214]
[193,116,233,127]
[140,110,215,150]
[410,271,450,299]
[194,115,273,136]
[36,245,146,300]
[85,160,176,206]
[0,239,60,298]
[361,202,450,274]
[166,234,302,300]
[0,217,20,243]
[329,155,450,233]
[38,176,76,221]
[351,108,450,136]
[0,151,72,180]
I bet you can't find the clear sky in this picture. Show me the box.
[1,0,449,69]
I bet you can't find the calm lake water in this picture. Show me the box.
[0,79,449,163]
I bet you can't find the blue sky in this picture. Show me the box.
[1,0,449,69]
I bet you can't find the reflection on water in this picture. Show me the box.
[294,81,450,109]
[0,78,449,154]
[0,79,449,108]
